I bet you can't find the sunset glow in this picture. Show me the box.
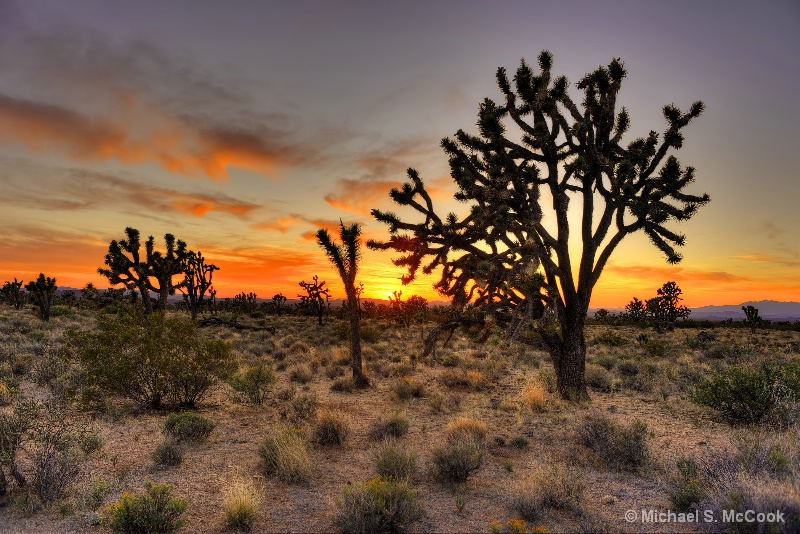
[0,2,798,309]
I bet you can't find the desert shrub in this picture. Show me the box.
[333,475,423,534]
[594,330,628,347]
[692,362,800,425]
[80,429,104,454]
[0,377,18,406]
[667,457,706,511]
[106,480,188,534]
[313,410,351,446]
[431,438,484,483]
[152,439,183,468]
[643,339,670,357]
[229,363,275,405]
[221,477,261,532]
[373,443,418,481]
[287,340,310,355]
[445,417,487,445]
[585,364,613,392]
[289,392,318,422]
[511,465,585,520]
[508,435,529,449]
[392,377,425,400]
[163,412,215,443]
[69,311,235,408]
[592,353,615,371]
[369,412,410,441]
[330,376,354,392]
[360,324,381,343]
[289,363,313,384]
[617,360,639,376]
[703,341,752,362]
[84,478,112,511]
[427,392,445,413]
[259,429,312,484]
[577,414,649,471]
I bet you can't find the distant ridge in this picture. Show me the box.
[689,300,800,321]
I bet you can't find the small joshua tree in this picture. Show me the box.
[1,278,24,310]
[298,275,331,326]
[147,234,188,310]
[742,305,761,334]
[25,273,57,321]
[178,251,219,320]
[622,297,647,322]
[98,227,154,314]
[317,222,369,387]
[646,281,690,332]
[271,293,288,316]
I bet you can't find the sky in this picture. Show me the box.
[0,0,798,308]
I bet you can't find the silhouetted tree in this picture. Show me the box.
[1,278,24,310]
[179,251,219,320]
[646,281,690,331]
[98,227,154,314]
[298,275,331,326]
[742,305,761,334]
[80,283,99,309]
[317,222,369,387]
[369,51,709,400]
[147,234,188,310]
[60,290,76,310]
[25,273,57,321]
[271,293,288,315]
[622,297,647,322]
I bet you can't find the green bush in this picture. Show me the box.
[369,412,410,441]
[229,363,275,405]
[594,330,628,347]
[69,311,235,408]
[692,362,800,425]
[333,475,423,534]
[152,439,183,468]
[106,480,188,534]
[163,412,215,443]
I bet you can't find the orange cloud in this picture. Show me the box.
[734,254,800,268]
[252,217,303,233]
[0,92,303,181]
[324,179,401,216]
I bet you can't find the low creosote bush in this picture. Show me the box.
[577,413,649,471]
[67,311,235,409]
[392,377,425,401]
[333,475,423,534]
[152,439,183,468]
[512,465,585,521]
[259,429,312,484]
[106,480,188,534]
[163,412,215,443]
[667,457,706,511]
[692,362,800,425]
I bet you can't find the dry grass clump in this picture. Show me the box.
[373,442,418,481]
[519,381,547,412]
[287,340,310,356]
[331,347,350,366]
[584,363,613,392]
[369,412,410,441]
[431,437,484,483]
[221,476,262,532]
[333,475,423,534]
[288,392,318,422]
[152,438,184,468]
[289,363,314,384]
[510,464,586,521]
[259,429,312,484]
[440,368,487,390]
[313,409,351,446]
[445,416,488,445]
[392,377,425,400]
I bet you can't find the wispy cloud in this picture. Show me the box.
[734,253,800,268]
[605,264,748,283]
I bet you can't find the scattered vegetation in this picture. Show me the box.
[259,429,312,484]
[333,475,423,534]
[221,476,262,532]
[105,480,188,534]
[163,412,216,443]
[577,413,649,471]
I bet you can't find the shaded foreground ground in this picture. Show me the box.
[1,307,799,533]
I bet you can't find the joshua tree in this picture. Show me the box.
[98,227,154,314]
[271,293,288,315]
[179,251,219,320]
[298,275,331,326]
[147,234,188,310]
[24,273,57,321]
[622,297,647,322]
[369,51,709,400]
[742,305,761,334]
[80,283,99,309]
[1,278,24,310]
[646,281,690,331]
[317,222,369,387]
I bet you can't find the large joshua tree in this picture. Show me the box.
[147,233,188,310]
[25,273,57,322]
[317,222,369,387]
[369,51,709,400]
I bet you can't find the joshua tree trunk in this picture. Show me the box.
[347,289,367,387]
